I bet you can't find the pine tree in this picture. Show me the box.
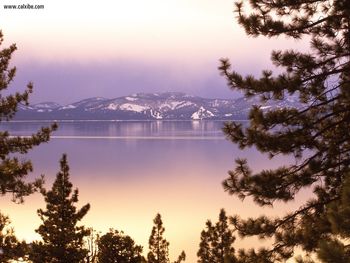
[173,251,186,263]
[197,209,236,263]
[0,212,27,262]
[197,221,213,263]
[30,154,90,263]
[315,173,350,262]
[294,174,350,263]
[148,214,170,263]
[218,0,350,261]
[97,229,144,263]
[147,213,186,263]
[0,30,57,203]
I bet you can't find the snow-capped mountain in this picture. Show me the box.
[14,92,301,120]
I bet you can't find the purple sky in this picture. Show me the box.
[2,0,308,104]
[11,59,236,104]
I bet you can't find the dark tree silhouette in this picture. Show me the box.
[219,0,350,261]
[0,212,27,262]
[173,251,186,263]
[315,173,350,262]
[147,213,185,263]
[0,30,57,202]
[97,229,144,263]
[30,154,90,263]
[294,174,350,263]
[148,214,170,263]
[197,209,236,263]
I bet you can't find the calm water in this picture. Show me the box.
[0,121,297,262]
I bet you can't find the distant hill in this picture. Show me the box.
[14,92,301,120]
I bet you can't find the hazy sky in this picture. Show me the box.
[1,0,307,103]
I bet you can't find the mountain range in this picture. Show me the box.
[14,92,300,120]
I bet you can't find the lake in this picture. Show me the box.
[0,120,301,262]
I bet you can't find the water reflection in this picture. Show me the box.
[0,120,296,262]
[0,120,226,138]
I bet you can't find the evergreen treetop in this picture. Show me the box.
[31,154,90,263]
[219,0,350,261]
[147,213,186,263]
[148,213,170,263]
[197,209,236,263]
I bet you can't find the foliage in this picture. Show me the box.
[315,173,350,262]
[0,212,27,262]
[0,30,57,203]
[148,213,169,263]
[294,175,350,263]
[30,154,90,263]
[219,0,350,261]
[97,229,144,263]
[197,209,236,263]
[147,213,186,263]
[173,251,186,263]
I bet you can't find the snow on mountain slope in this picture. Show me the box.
[119,103,150,112]
[191,107,215,120]
[15,92,301,120]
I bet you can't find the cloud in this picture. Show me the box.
[10,58,238,104]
